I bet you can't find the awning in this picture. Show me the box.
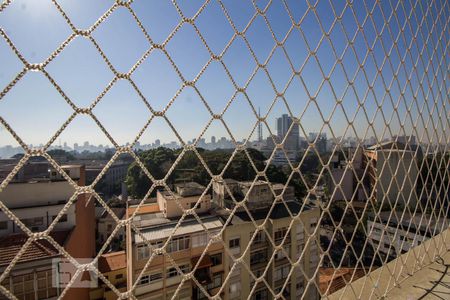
[191,254,212,269]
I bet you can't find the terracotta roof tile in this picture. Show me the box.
[98,251,126,273]
[0,231,69,266]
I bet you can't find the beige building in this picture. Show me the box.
[214,180,321,300]
[90,251,127,300]
[328,147,367,202]
[365,141,420,209]
[126,181,320,299]
[0,165,96,300]
[126,183,224,300]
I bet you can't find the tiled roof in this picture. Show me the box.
[319,267,368,295]
[0,231,69,266]
[98,251,126,273]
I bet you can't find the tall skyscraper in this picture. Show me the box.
[276,114,299,151]
[258,107,263,142]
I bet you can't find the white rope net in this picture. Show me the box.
[0,0,448,299]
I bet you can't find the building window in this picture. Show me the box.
[167,236,190,253]
[52,214,68,223]
[115,274,123,280]
[21,217,44,227]
[138,275,150,285]
[250,250,267,266]
[210,253,222,266]
[137,244,149,260]
[166,267,179,278]
[251,231,266,243]
[274,266,290,282]
[275,245,290,260]
[274,227,288,244]
[36,270,57,299]
[180,264,190,273]
[229,238,240,249]
[0,221,7,230]
[150,273,162,282]
[138,240,164,260]
[253,289,268,300]
[166,264,189,278]
[192,232,208,247]
[138,273,162,285]
[12,273,34,299]
[190,202,196,209]
[207,273,222,289]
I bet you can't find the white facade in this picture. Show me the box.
[367,214,448,257]
[0,168,79,236]
[0,204,75,236]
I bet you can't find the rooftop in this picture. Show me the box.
[0,230,70,267]
[134,214,222,243]
[370,211,449,233]
[127,203,160,217]
[172,182,207,197]
[221,200,316,223]
[97,207,126,220]
[98,251,126,273]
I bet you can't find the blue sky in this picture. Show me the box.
[0,0,447,148]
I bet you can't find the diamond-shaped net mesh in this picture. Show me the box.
[0,0,448,299]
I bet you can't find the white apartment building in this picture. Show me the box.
[365,141,420,209]
[367,211,449,258]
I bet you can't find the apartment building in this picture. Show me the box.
[327,147,367,202]
[213,180,321,300]
[90,251,127,300]
[367,211,449,259]
[126,183,224,300]
[0,165,95,300]
[364,141,420,209]
[96,207,126,251]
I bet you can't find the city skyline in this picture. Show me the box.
[0,0,442,149]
